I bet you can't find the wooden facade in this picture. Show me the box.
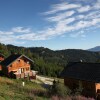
[1,54,37,79]
[64,77,96,98]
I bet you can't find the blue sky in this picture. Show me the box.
[0,0,100,50]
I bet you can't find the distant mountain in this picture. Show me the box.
[1,43,100,63]
[87,46,100,52]
[0,43,100,62]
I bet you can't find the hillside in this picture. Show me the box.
[0,76,95,100]
[0,43,100,77]
[0,77,47,100]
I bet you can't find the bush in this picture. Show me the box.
[49,80,71,97]
[74,81,83,95]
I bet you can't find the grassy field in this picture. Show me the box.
[0,77,49,100]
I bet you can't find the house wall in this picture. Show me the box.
[8,57,30,73]
[64,77,96,98]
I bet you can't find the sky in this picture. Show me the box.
[0,0,100,50]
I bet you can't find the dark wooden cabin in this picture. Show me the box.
[0,54,37,79]
[61,62,100,99]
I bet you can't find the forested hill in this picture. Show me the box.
[0,43,100,77]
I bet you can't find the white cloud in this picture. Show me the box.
[0,35,15,44]
[12,27,31,33]
[77,5,91,13]
[0,0,100,45]
[94,0,100,9]
[0,31,13,35]
[43,2,81,15]
[42,0,100,38]
[70,30,85,38]
[77,15,85,19]
[46,11,75,22]
[16,33,36,40]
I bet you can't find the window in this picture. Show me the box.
[26,67,29,71]
[21,68,24,73]
[17,60,20,63]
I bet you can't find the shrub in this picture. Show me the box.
[49,80,71,97]
[74,81,83,95]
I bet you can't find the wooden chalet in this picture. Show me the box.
[0,54,37,79]
[60,62,100,99]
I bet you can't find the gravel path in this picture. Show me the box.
[36,75,54,85]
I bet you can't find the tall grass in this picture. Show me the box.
[0,77,48,100]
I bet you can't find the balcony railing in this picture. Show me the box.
[14,70,38,79]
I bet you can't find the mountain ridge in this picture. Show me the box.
[87,46,100,52]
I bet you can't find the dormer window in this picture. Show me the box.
[17,60,20,63]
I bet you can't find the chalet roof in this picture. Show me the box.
[0,54,34,67]
[60,62,100,83]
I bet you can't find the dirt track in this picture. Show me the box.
[36,75,54,85]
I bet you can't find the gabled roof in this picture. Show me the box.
[0,54,34,67]
[60,62,100,83]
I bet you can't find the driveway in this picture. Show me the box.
[36,75,54,85]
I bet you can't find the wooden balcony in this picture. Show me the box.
[14,70,37,79]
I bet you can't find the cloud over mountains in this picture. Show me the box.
[0,0,100,45]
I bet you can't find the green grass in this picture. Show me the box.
[0,77,95,100]
[0,77,49,100]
